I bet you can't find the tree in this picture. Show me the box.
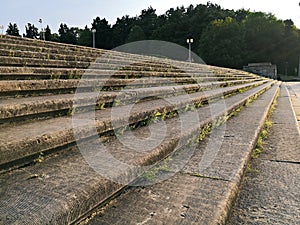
[243,13,285,65]
[92,17,113,49]
[44,25,52,41]
[51,33,60,42]
[58,23,78,44]
[199,17,246,68]
[234,9,251,22]
[77,26,92,47]
[112,15,136,47]
[126,25,146,43]
[186,3,234,52]
[136,6,158,38]
[24,23,39,39]
[152,6,187,45]
[6,23,20,36]
[278,20,300,75]
[58,23,69,43]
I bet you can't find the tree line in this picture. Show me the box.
[5,2,300,76]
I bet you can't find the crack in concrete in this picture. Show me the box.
[269,159,300,165]
[180,171,231,182]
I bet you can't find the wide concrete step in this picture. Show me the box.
[0,77,196,96]
[0,40,142,62]
[0,56,202,73]
[0,39,96,54]
[0,77,261,98]
[0,72,256,82]
[0,50,186,71]
[0,48,97,62]
[0,36,211,66]
[0,55,90,68]
[0,80,264,124]
[0,35,147,60]
[0,81,273,170]
[0,47,206,73]
[84,83,280,225]
[0,48,258,82]
[0,66,258,80]
[0,35,107,56]
[0,40,161,65]
[1,35,207,66]
[0,82,279,225]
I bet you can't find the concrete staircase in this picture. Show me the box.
[0,35,279,224]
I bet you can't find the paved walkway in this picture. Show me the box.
[286,82,300,128]
[228,84,300,224]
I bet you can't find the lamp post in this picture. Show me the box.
[187,38,193,62]
[38,19,45,40]
[92,29,96,48]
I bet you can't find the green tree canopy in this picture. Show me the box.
[112,15,136,47]
[199,17,246,68]
[24,23,39,39]
[58,23,78,44]
[126,25,146,43]
[6,23,20,36]
[44,25,52,41]
[92,17,112,49]
[136,6,158,38]
[77,26,92,47]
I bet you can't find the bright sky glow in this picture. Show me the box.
[1,0,300,34]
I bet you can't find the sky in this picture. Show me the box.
[1,0,300,34]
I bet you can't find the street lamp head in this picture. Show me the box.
[187,38,194,43]
[92,29,96,33]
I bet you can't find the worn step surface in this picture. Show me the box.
[0,79,264,123]
[0,55,200,73]
[0,78,260,98]
[0,68,254,81]
[228,84,300,225]
[0,80,271,170]
[0,81,278,225]
[81,82,280,225]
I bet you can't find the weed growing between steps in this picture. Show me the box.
[110,94,224,138]
[69,82,266,122]
[188,172,221,180]
[97,83,273,149]
[142,158,173,182]
[33,152,45,164]
[246,89,279,173]
[91,80,258,102]
[138,85,274,184]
